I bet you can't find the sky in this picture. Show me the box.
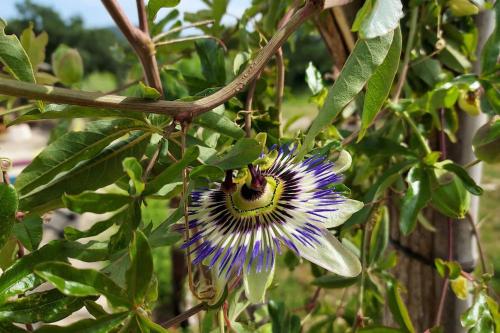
[2,0,251,28]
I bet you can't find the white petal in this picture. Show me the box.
[331,150,352,174]
[324,199,364,228]
[243,258,275,304]
[295,230,361,277]
[208,262,229,306]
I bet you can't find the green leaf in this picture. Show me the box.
[305,62,324,95]
[357,0,403,39]
[190,165,224,181]
[137,81,161,100]
[344,160,416,228]
[16,119,150,195]
[0,289,89,323]
[64,212,120,241]
[212,0,229,24]
[430,170,471,219]
[0,19,36,83]
[84,300,108,319]
[0,240,108,303]
[195,39,226,85]
[51,44,84,86]
[123,157,145,194]
[137,313,170,333]
[8,104,145,126]
[149,207,183,248]
[0,184,18,217]
[63,191,132,214]
[0,322,26,333]
[450,276,468,300]
[359,27,401,140]
[387,281,415,333]
[481,2,500,74]
[473,120,500,164]
[207,138,261,169]
[194,107,245,139]
[434,258,462,279]
[442,162,483,195]
[311,275,359,289]
[20,23,48,69]
[147,0,180,22]
[268,300,301,333]
[19,131,151,213]
[126,231,153,306]
[358,327,404,333]
[12,215,43,251]
[0,183,18,249]
[108,200,142,254]
[369,206,389,265]
[144,146,199,195]
[299,31,394,158]
[461,293,495,333]
[400,167,432,235]
[34,262,130,308]
[352,0,374,32]
[36,312,129,333]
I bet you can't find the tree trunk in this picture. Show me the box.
[386,9,494,332]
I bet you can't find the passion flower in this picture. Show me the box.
[184,148,363,303]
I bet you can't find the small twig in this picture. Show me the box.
[393,6,419,102]
[465,212,488,274]
[153,20,215,42]
[275,49,285,139]
[156,35,228,52]
[435,278,450,327]
[136,0,149,34]
[306,287,322,312]
[222,301,232,331]
[161,303,208,328]
[463,159,481,169]
[102,0,163,93]
[401,111,432,155]
[244,72,261,137]
[142,121,177,181]
[107,79,141,94]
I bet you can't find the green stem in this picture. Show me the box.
[393,6,419,102]
[401,111,432,155]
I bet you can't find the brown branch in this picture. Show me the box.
[331,7,355,51]
[275,49,285,138]
[1,0,323,121]
[161,303,208,328]
[102,0,162,94]
[244,72,261,137]
[136,0,149,34]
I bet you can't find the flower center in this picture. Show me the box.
[227,176,283,218]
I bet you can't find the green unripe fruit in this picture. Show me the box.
[430,170,470,219]
[458,90,481,116]
[52,44,84,86]
[0,183,18,249]
[473,120,500,164]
